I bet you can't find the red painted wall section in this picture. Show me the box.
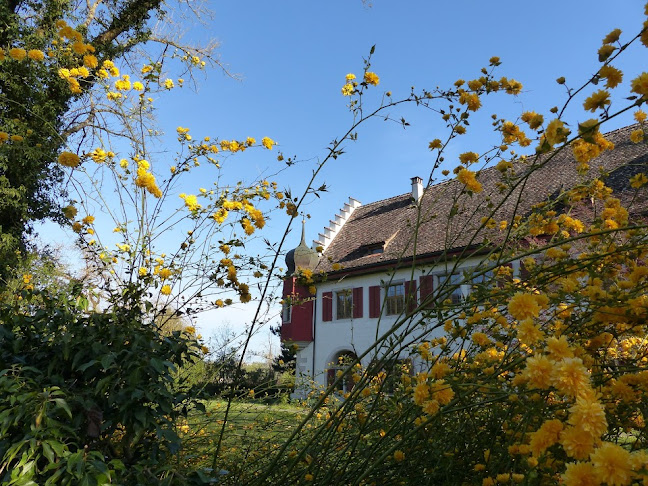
[280,277,314,342]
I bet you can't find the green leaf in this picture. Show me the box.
[78,360,97,372]
[45,440,66,456]
[100,354,113,371]
[42,442,55,463]
[53,398,72,419]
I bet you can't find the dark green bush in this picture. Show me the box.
[0,286,209,485]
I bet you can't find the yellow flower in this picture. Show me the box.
[552,358,590,398]
[516,318,544,345]
[562,462,597,486]
[546,336,574,360]
[341,83,354,96]
[456,169,482,193]
[83,55,98,68]
[181,194,201,211]
[630,129,644,144]
[502,78,523,95]
[568,397,607,438]
[602,28,622,44]
[27,49,44,61]
[598,65,623,89]
[590,442,632,486]
[393,450,405,462]
[71,42,87,55]
[631,72,648,98]
[8,48,26,60]
[544,119,569,146]
[521,111,544,130]
[459,152,479,165]
[560,427,596,460]
[598,44,615,61]
[160,284,172,295]
[522,355,555,389]
[635,110,647,123]
[68,78,82,94]
[472,332,491,347]
[630,172,648,188]
[345,73,356,81]
[138,267,148,277]
[241,218,255,235]
[364,71,379,86]
[164,78,174,89]
[10,135,23,142]
[459,91,481,111]
[428,139,442,150]
[583,90,611,112]
[261,136,275,150]
[430,380,454,405]
[508,292,541,320]
[58,151,80,168]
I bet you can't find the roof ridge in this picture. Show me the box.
[356,191,411,209]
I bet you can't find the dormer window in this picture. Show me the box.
[361,242,384,256]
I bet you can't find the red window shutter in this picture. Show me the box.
[369,286,381,318]
[322,291,333,322]
[405,280,417,312]
[419,275,434,308]
[327,368,335,386]
[352,287,363,318]
[519,260,531,282]
[282,278,294,296]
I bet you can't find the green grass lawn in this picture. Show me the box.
[174,398,309,477]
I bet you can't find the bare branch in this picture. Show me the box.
[83,0,104,29]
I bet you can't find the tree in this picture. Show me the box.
[0,0,219,281]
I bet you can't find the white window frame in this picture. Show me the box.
[335,289,353,320]
[385,281,405,315]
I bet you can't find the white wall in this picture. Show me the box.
[294,256,520,393]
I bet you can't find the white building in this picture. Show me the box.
[280,124,647,397]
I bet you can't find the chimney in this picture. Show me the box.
[411,176,423,202]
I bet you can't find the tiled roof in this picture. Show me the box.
[316,124,648,274]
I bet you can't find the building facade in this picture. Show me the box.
[280,124,648,397]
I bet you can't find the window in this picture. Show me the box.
[336,290,353,319]
[327,351,357,392]
[360,242,384,256]
[471,269,495,290]
[440,273,465,304]
[385,283,405,315]
[282,301,292,322]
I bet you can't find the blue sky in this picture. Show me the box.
[166,0,646,224]
[41,0,648,358]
